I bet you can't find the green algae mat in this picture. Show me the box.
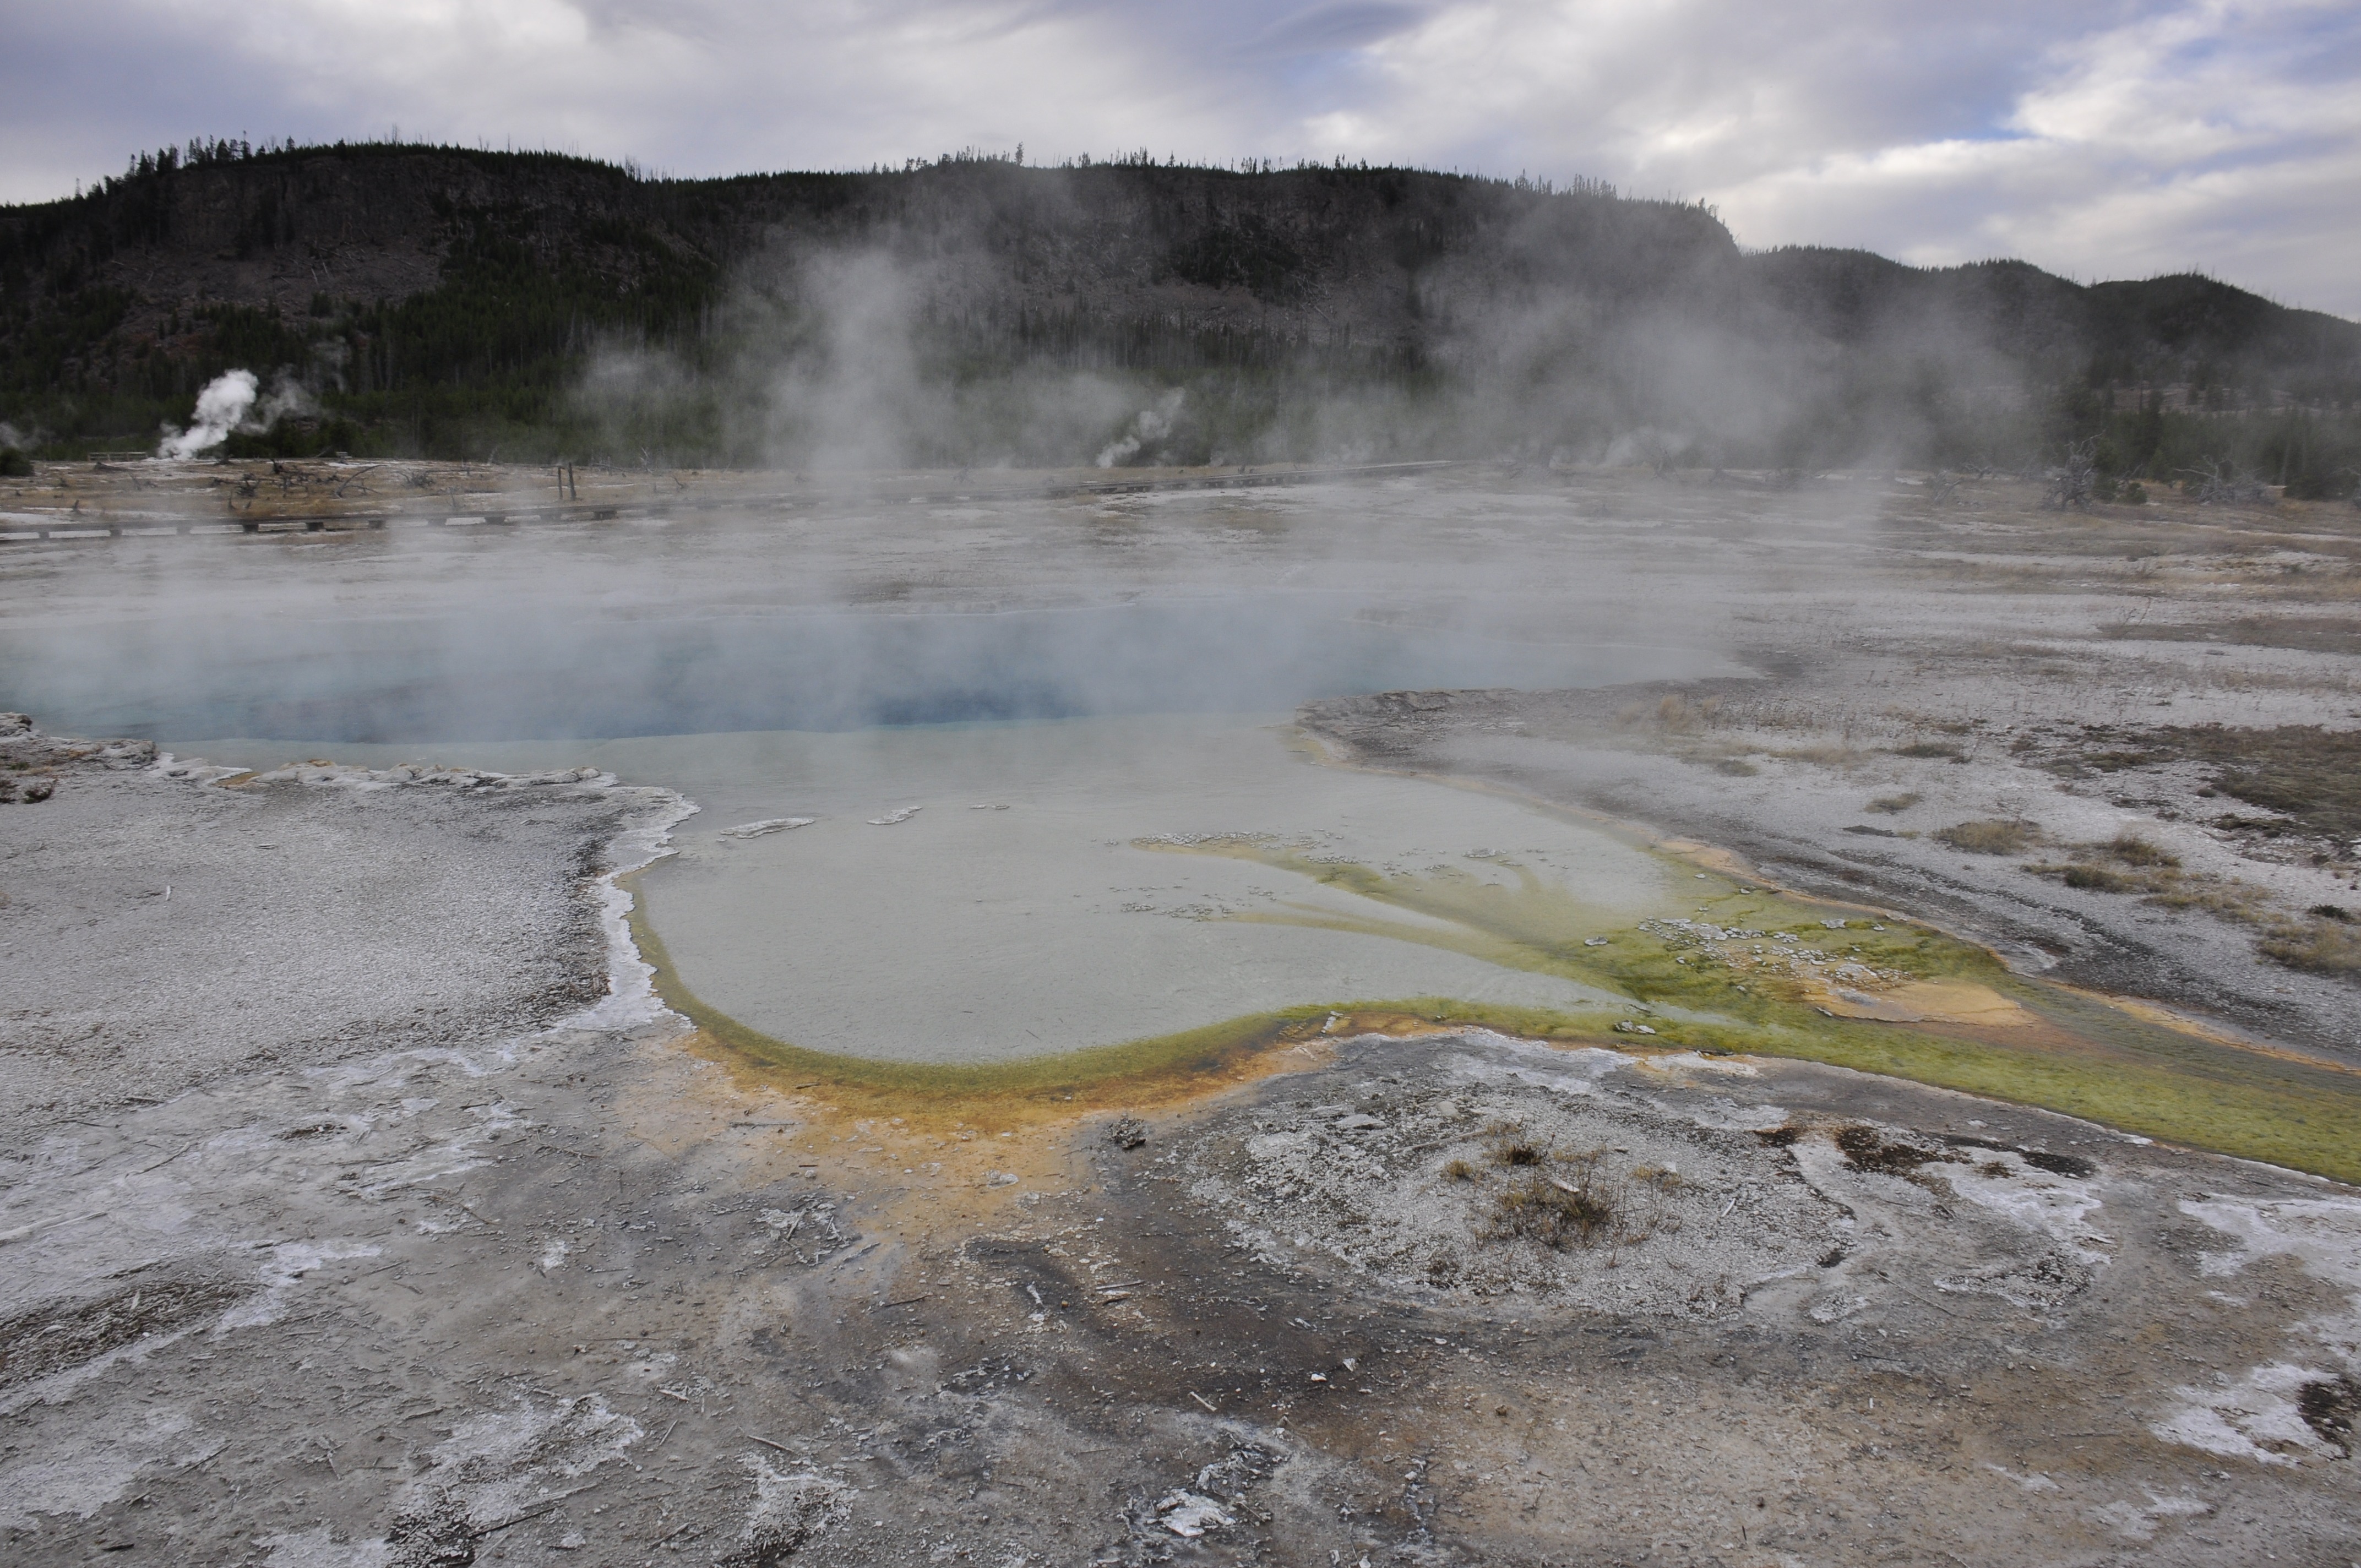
[628,838,2361,1184]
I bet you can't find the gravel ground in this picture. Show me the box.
[6,992,2355,1567]
[1182,1041,1842,1315]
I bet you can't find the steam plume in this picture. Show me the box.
[1095,390,1185,469]
[156,369,319,459]
[159,370,259,459]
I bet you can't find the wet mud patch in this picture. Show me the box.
[2020,1148,2098,1178]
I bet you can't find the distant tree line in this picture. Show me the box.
[0,143,2353,491]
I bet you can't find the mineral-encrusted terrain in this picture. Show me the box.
[2,467,2359,1564]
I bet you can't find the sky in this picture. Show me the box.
[6,0,2358,317]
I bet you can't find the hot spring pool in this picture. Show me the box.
[367,716,1683,1061]
[20,592,1740,1064]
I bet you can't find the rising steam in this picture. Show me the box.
[158,370,257,458]
[1095,390,1185,468]
[157,369,319,459]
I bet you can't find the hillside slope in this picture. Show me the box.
[2,143,2355,472]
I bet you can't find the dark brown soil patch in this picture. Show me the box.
[2151,727,2361,842]
[0,1272,249,1387]
[2298,1375,2358,1457]
[2104,618,2361,657]
[1835,1125,1964,1179]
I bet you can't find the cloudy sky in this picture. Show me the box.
[8,0,2358,315]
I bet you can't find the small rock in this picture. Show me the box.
[1156,1490,1234,1538]
[720,817,817,839]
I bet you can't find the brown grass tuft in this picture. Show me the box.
[2259,916,2361,977]
[2104,833,2180,868]
[1484,1152,1624,1250]
[1936,819,2034,854]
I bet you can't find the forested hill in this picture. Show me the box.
[2,141,2356,477]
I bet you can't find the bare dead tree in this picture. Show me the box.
[2043,438,2101,510]
[2175,456,2269,504]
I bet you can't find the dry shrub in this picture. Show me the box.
[2146,879,2267,920]
[1442,1158,1477,1182]
[1489,1139,1545,1168]
[2105,834,2179,867]
[1866,792,1922,814]
[2031,834,2264,920]
[1485,1156,1622,1250]
[1936,819,2033,854]
[1655,694,1720,732]
[2259,916,2361,976]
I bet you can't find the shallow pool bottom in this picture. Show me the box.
[626,716,1673,1063]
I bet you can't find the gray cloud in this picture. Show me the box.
[4,0,2354,314]
[1254,3,1435,56]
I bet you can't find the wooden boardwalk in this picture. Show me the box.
[0,460,1468,544]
